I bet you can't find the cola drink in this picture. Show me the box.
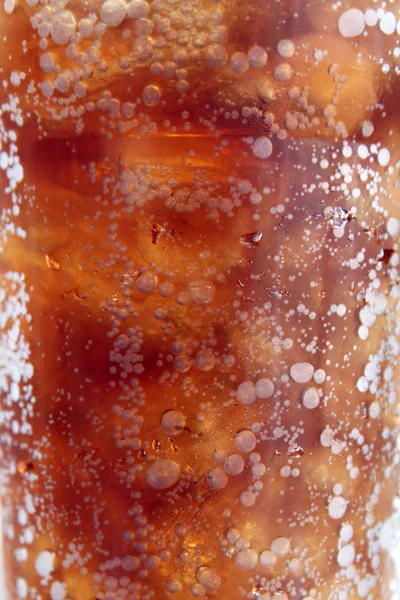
[1,1,400,599]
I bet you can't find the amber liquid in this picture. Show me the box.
[1,1,400,600]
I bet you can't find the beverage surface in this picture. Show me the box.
[0,1,400,599]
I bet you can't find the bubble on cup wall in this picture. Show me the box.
[277,39,295,58]
[146,459,180,490]
[328,495,348,519]
[207,468,228,490]
[206,44,227,69]
[379,12,397,35]
[142,85,161,107]
[259,550,277,568]
[195,566,221,592]
[270,537,291,557]
[387,217,400,237]
[252,137,273,159]
[255,378,274,399]
[50,581,66,600]
[39,53,56,74]
[338,9,366,38]
[187,280,215,305]
[247,45,268,68]
[236,380,257,404]
[290,363,315,383]
[230,52,249,74]
[100,0,127,27]
[51,11,77,45]
[224,454,245,475]
[378,148,391,167]
[34,551,55,579]
[126,0,150,19]
[302,387,320,410]
[121,555,140,571]
[337,544,356,567]
[235,549,258,570]
[195,350,215,371]
[274,63,292,82]
[234,430,257,453]
[240,490,256,507]
[136,271,156,293]
[362,121,374,138]
[161,410,186,436]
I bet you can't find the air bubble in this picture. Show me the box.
[247,45,267,68]
[240,490,256,507]
[142,85,161,107]
[206,45,227,69]
[234,430,256,453]
[230,52,249,74]
[338,9,365,38]
[235,549,258,570]
[224,454,245,475]
[207,468,228,490]
[126,0,149,19]
[302,387,320,410]
[255,378,274,399]
[380,12,396,35]
[277,39,295,58]
[328,496,347,519]
[146,459,180,490]
[270,537,291,557]
[195,567,221,592]
[136,272,156,293]
[259,550,277,568]
[161,410,186,436]
[51,11,76,45]
[100,0,127,27]
[121,555,139,571]
[337,544,355,567]
[290,362,314,383]
[236,381,257,405]
[253,137,273,159]
[274,63,292,81]
[187,280,215,305]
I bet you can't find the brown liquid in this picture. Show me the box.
[0,1,400,599]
